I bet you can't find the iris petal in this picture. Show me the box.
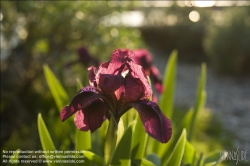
[131,100,172,143]
[60,86,106,121]
[127,63,152,100]
[98,74,125,101]
[74,110,89,131]
[74,100,107,132]
[123,75,144,103]
[88,66,97,87]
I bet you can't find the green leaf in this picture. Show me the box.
[75,128,91,151]
[153,50,177,155]
[146,153,161,166]
[188,63,207,140]
[182,108,194,133]
[76,78,83,90]
[43,64,69,111]
[82,150,103,166]
[37,113,60,166]
[165,129,187,166]
[141,158,155,166]
[75,130,91,166]
[159,50,177,120]
[183,140,195,165]
[196,152,204,166]
[8,149,20,166]
[204,150,226,166]
[131,114,148,165]
[104,116,118,166]
[111,124,133,166]
[117,118,125,144]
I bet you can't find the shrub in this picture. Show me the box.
[204,7,250,75]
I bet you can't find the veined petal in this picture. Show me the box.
[110,49,134,64]
[74,100,107,132]
[127,62,152,100]
[96,49,133,76]
[123,75,144,103]
[131,100,172,143]
[60,86,106,121]
[98,74,125,101]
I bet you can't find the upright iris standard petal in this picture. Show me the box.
[74,100,107,132]
[60,86,106,121]
[98,74,125,101]
[130,100,172,143]
[127,62,152,100]
[133,49,163,95]
[123,75,144,103]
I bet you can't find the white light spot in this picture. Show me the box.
[185,0,193,7]
[75,11,85,20]
[18,29,28,40]
[235,1,250,6]
[121,70,129,78]
[177,1,186,7]
[109,14,120,26]
[151,1,174,7]
[121,36,129,44]
[166,14,178,26]
[189,11,200,22]
[0,13,4,21]
[194,0,215,7]
[121,11,144,27]
[17,16,27,26]
[110,28,119,37]
[215,1,235,7]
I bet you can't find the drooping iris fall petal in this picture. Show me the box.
[130,100,172,143]
[74,100,107,132]
[60,86,107,121]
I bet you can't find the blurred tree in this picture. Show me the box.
[204,6,250,75]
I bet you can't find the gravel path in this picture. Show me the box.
[152,52,250,150]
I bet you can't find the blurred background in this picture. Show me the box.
[1,1,250,165]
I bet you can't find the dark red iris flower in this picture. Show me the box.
[133,49,164,94]
[65,46,99,68]
[60,49,172,143]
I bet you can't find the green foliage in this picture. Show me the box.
[43,64,69,111]
[188,63,207,140]
[204,7,250,75]
[165,129,186,166]
[183,140,196,165]
[37,51,229,166]
[38,113,60,166]
[131,114,148,165]
[159,50,178,120]
[82,151,103,166]
[111,124,133,166]
[8,149,20,166]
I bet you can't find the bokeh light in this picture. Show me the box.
[189,10,200,22]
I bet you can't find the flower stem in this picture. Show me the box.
[104,116,118,166]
